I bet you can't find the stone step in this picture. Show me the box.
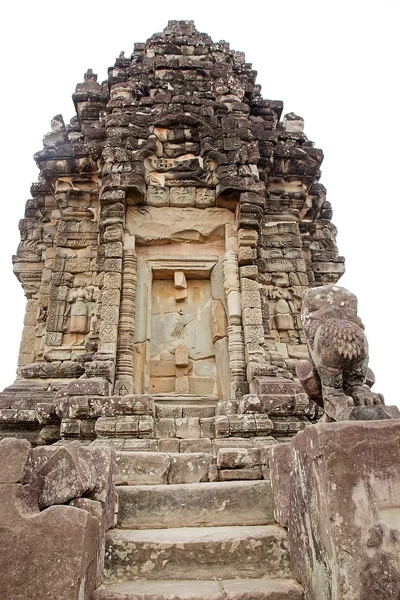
[155,403,216,418]
[93,578,304,599]
[117,481,274,529]
[115,451,213,485]
[104,525,291,582]
[153,394,218,405]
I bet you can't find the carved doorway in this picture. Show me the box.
[149,277,217,396]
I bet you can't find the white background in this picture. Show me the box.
[0,0,398,405]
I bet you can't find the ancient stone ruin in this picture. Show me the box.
[1,20,399,600]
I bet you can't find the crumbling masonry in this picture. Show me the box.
[1,20,399,600]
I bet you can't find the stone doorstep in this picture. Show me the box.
[117,480,274,529]
[155,403,216,418]
[113,445,274,485]
[93,578,304,599]
[103,525,292,582]
[153,394,219,405]
[93,437,277,454]
[114,451,213,485]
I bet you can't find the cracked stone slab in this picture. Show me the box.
[104,525,291,582]
[93,579,224,600]
[92,579,303,600]
[117,481,274,529]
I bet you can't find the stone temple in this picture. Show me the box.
[1,20,400,600]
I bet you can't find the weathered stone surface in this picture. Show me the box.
[269,443,294,527]
[104,525,291,581]
[286,421,400,600]
[117,481,274,529]
[93,579,224,600]
[0,438,115,600]
[168,452,212,484]
[114,451,170,485]
[32,442,97,508]
[219,467,263,481]
[300,285,385,421]
[0,490,100,600]
[92,578,303,600]
[217,447,261,469]
[0,438,32,483]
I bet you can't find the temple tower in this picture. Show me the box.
[1,20,344,446]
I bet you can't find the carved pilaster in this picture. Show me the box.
[223,249,247,400]
[114,243,137,395]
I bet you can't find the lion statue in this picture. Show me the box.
[297,284,383,422]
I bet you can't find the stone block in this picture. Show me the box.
[119,394,155,416]
[103,522,290,582]
[288,421,400,600]
[227,290,241,318]
[155,404,182,418]
[115,416,139,437]
[182,405,215,418]
[254,414,274,436]
[241,290,261,309]
[238,246,256,265]
[85,360,115,380]
[117,480,274,529]
[167,452,212,484]
[0,438,32,484]
[0,488,100,600]
[222,579,303,599]
[215,415,230,437]
[170,187,196,207]
[175,417,201,439]
[269,443,294,527]
[219,467,263,481]
[147,185,170,207]
[238,229,258,247]
[69,396,90,419]
[251,378,296,396]
[158,438,180,453]
[239,394,261,414]
[60,418,81,438]
[138,415,154,438]
[95,417,116,437]
[229,414,256,437]
[195,188,215,207]
[114,452,170,485]
[180,438,212,453]
[217,447,261,469]
[154,418,176,438]
[242,307,263,326]
[259,394,296,416]
[175,346,189,367]
[175,375,190,394]
[239,265,259,279]
[62,378,112,397]
[150,360,176,377]
[243,325,264,345]
[174,270,187,289]
[32,443,97,509]
[200,417,216,438]
[123,439,159,452]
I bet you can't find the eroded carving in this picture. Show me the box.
[299,284,384,421]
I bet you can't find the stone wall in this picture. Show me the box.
[0,438,115,600]
[270,421,400,600]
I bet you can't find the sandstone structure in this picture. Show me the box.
[1,19,345,446]
[1,20,399,600]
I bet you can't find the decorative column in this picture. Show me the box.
[222,246,247,403]
[114,235,137,395]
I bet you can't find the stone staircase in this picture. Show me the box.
[92,456,303,600]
